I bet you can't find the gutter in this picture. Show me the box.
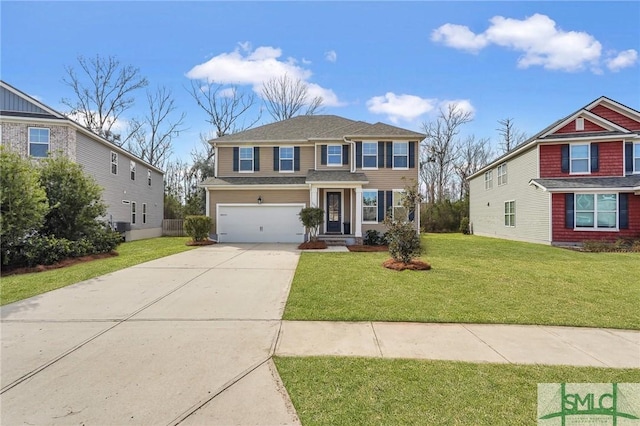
[343,136,356,173]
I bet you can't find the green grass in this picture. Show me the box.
[275,356,640,426]
[284,234,640,329]
[0,237,195,305]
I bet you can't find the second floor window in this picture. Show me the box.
[29,127,50,158]
[497,163,507,186]
[280,146,294,171]
[635,143,640,173]
[570,144,589,174]
[111,152,118,175]
[484,170,493,190]
[327,145,342,166]
[130,161,136,180]
[362,142,377,168]
[239,147,253,172]
[393,142,408,169]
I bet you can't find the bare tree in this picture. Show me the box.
[454,136,492,200]
[496,118,527,154]
[420,104,473,203]
[261,73,323,121]
[61,55,148,144]
[188,82,260,138]
[126,86,186,169]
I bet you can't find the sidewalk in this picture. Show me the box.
[275,321,640,368]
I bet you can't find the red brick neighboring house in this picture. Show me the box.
[469,97,640,245]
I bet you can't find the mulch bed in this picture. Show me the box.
[298,241,328,250]
[186,240,217,246]
[383,258,431,271]
[1,251,119,277]
[347,245,388,252]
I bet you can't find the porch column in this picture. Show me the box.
[355,187,363,238]
[310,186,319,207]
[205,189,210,217]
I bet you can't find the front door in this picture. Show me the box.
[326,192,341,233]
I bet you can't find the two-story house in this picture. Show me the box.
[0,80,164,241]
[200,115,424,243]
[469,96,640,245]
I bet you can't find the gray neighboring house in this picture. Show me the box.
[0,80,164,241]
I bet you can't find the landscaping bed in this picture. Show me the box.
[298,241,328,250]
[347,245,388,252]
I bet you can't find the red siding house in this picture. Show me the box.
[469,97,640,245]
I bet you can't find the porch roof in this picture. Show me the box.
[530,176,640,192]
[200,176,307,186]
[305,169,369,184]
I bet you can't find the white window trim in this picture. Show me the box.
[392,141,409,170]
[131,201,137,225]
[504,200,515,227]
[111,151,118,175]
[279,146,295,173]
[484,170,493,190]
[142,203,147,224]
[362,141,378,170]
[576,117,584,131]
[327,144,342,167]
[497,163,507,186]
[633,142,640,174]
[362,189,378,224]
[569,143,590,175]
[130,160,136,181]
[28,127,50,158]
[574,193,618,231]
[239,146,254,173]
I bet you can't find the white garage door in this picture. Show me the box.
[217,204,305,243]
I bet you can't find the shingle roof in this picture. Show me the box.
[213,115,424,143]
[200,176,307,186]
[305,170,369,183]
[539,130,630,139]
[531,176,640,190]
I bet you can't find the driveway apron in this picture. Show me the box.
[1,244,301,425]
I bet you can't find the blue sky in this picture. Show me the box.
[2,1,639,162]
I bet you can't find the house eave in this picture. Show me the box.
[200,183,309,190]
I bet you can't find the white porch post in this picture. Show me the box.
[205,189,210,217]
[310,187,319,207]
[355,187,363,238]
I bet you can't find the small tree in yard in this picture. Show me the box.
[298,207,324,242]
[383,180,425,266]
[183,215,212,242]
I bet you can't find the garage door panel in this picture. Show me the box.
[218,205,305,243]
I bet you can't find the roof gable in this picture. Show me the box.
[588,102,640,131]
[0,81,63,119]
[543,109,630,137]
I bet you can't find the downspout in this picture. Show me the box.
[343,136,356,173]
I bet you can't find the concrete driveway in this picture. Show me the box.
[1,244,301,425]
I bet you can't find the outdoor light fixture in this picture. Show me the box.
[258,195,263,204]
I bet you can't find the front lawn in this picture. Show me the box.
[0,237,194,305]
[275,356,640,426]
[283,234,640,329]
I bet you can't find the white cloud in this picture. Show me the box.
[606,49,638,71]
[431,13,633,73]
[438,99,476,118]
[366,93,437,123]
[324,50,337,62]
[186,44,342,107]
[66,110,129,134]
[301,58,312,65]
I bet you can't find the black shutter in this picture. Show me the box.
[378,142,385,168]
[619,193,629,229]
[590,143,599,172]
[233,147,239,172]
[342,145,349,165]
[565,193,574,228]
[273,147,279,171]
[386,191,393,219]
[294,146,301,171]
[321,145,327,165]
[356,142,362,168]
[409,142,416,168]
[561,144,569,173]
[253,147,260,171]
[386,142,393,168]
[377,190,384,222]
[625,142,633,173]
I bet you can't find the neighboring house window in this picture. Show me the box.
[575,193,617,229]
[392,190,407,220]
[147,169,152,186]
[362,142,378,168]
[239,146,254,172]
[131,201,137,224]
[142,203,147,224]
[130,161,136,181]
[111,152,118,175]
[280,146,294,172]
[504,201,515,227]
[393,142,408,169]
[484,171,493,190]
[497,163,507,186]
[635,143,640,173]
[570,144,590,174]
[362,190,378,223]
[327,145,342,166]
[28,127,49,157]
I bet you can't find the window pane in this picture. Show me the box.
[281,159,293,171]
[597,194,617,211]
[576,212,594,227]
[571,159,588,173]
[363,156,377,168]
[597,212,616,228]
[328,145,341,155]
[240,159,252,171]
[635,158,640,171]
[576,194,594,210]
[393,142,407,155]
[240,147,253,159]
[571,144,589,158]
[280,147,293,159]
[394,156,408,168]
[363,191,377,206]
[363,143,377,155]
[363,207,377,222]
[29,143,48,157]
[634,143,640,157]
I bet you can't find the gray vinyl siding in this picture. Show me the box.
[1,87,51,115]
[75,131,163,233]
[469,147,550,244]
